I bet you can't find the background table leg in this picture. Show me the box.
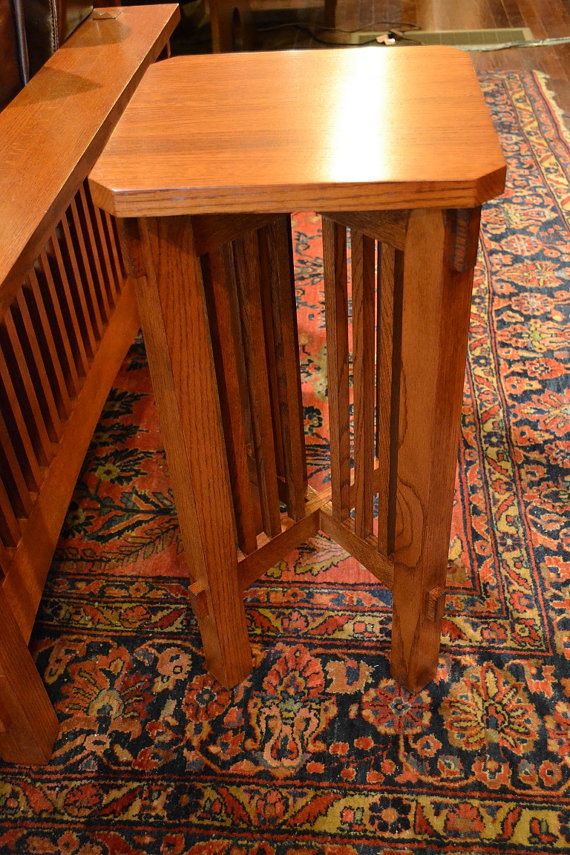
[391,207,481,692]
[120,216,252,689]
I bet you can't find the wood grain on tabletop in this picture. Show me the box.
[89,46,506,216]
[0,3,179,302]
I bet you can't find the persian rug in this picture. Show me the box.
[0,70,568,855]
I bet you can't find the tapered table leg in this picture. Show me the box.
[0,590,59,764]
[120,216,252,689]
[391,207,481,692]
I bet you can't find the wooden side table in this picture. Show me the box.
[90,47,506,693]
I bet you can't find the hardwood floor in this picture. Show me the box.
[247,0,570,120]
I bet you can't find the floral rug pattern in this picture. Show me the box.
[0,71,568,854]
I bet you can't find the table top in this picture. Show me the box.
[89,46,506,217]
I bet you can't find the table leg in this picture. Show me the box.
[0,589,58,764]
[209,0,254,52]
[391,207,480,692]
[120,216,252,689]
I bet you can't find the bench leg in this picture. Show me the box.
[391,207,480,692]
[0,590,58,764]
[120,216,252,689]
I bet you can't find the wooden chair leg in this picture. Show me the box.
[0,590,58,765]
[119,217,252,689]
[390,207,481,692]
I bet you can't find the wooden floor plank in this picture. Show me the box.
[256,0,570,114]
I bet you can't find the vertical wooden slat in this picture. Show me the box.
[27,269,73,417]
[233,231,282,537]
[258,235,286,490]
[202,245,259,554]
[15,288,62,441]
[76,184,112,320]
[0,480,21,547]
[259,216,307,521]
[0,541,10,576]
[67,198,105,339]
[351,229,376,538]
[59,213,98,356]
[110,214,127,280]
[323,217,351,521]
[103,210,125,291]
[0,411,33,517]
[37,250,80,396]
[2,308,54,465]
[376,243,404,556]
[48,230,90,374]
[0,363,42,492]
[85,185,121,304]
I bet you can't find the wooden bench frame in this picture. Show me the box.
[0,3,179,765]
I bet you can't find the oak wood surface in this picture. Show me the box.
[376,242,403,556]
[234,232,282,538]
[0,339,43,491]
[258,229,288,497]
[202,245,259,555]
[320,507,394,589]
[2,282,140,642]
[38,247,81,396]
[2,308,56,468]
[0,6,178,764]
[0,410,33,519]
[67,197,105,339]
[76,184,113,323]
[238,510,320,590]
[49,231,91,378]
[255,0,570,117]
[258,217,307,521]
[390,206,481,692]
[351,229,376,539]
[192,214,277,257]
[0,589,59,765]
[14,286,63,443]
[0,3,179,306]
[27,268,73,418]
[324,211,408,251]
[89,46,506,216]
[322,218,351,521]
[121,216,252,688]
